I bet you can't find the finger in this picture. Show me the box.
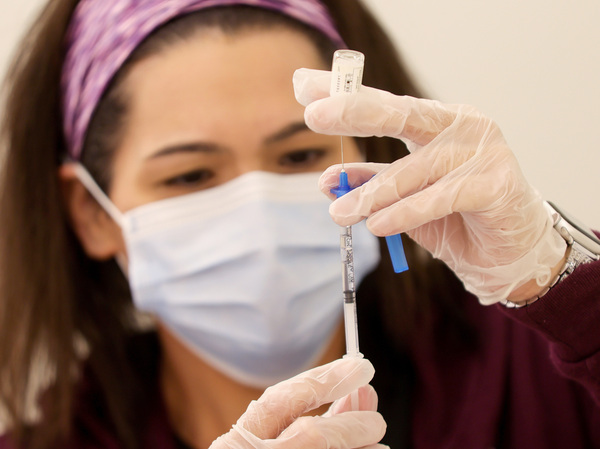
[318,163,387,200]
[327,150,445,227]
[361,144,520,236]
[328,133,497,228]
[364,169,503,237]
[364,181,459,237]
[304,88,459,147]
[294,67,455,146]
[293,68,331,106]
[272,411,386,449]
[324,384,379,416]
[238,358,375,439]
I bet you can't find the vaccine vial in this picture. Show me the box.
[330,50,365,96]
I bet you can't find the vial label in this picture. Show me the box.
[330,50,365,96]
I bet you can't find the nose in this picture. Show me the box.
[216,157,270,186]
[232,153,276,179]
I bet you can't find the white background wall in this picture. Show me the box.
[362,0,600,227]
[1,0,599,226]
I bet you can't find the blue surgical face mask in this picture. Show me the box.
[74,167,381,388]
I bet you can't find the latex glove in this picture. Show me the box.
[293,68,566,305]
[210,357,387,449]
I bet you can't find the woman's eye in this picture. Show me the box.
[278,149,326,167]
[164,169,213,187]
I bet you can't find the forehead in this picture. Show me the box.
[113,27,328,154]
[123,27,327,115]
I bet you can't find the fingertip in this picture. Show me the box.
[292,68,311,105]
[304,101,337,135]
[360,384,379,411]
[331,356,374,379]
[324,357,375,401]
[327,384,379,415]
[328,201,346,225]
[365,215,387,237]
[365,209,400,237]
[328,197,365,227]
[319,164,343,180]
[354,357,375,380]
[293,68,331,106]
[318,165,343,196]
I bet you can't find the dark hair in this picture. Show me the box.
[0,1,468,448]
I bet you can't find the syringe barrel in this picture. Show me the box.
[330,50,364,96]
[339,225,355,294]
[344,301,360,357]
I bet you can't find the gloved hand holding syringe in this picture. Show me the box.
[329,49,409,408]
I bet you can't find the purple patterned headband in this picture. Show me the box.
[61,0,346,160]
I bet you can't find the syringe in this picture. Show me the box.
[330,50,365,361]
[329,49,410,358]
[331,171,360,356]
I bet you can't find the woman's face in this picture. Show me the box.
[108,27,362,212]
[64,26,363,260]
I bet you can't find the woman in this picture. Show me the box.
[1,0,599,448]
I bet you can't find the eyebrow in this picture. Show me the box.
[147,142,224,159]
[263,121,311,145]
[147,121,311,159]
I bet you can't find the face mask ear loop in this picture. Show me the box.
[72,162,126,228]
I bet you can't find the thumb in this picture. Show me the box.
[237,357,375,439]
